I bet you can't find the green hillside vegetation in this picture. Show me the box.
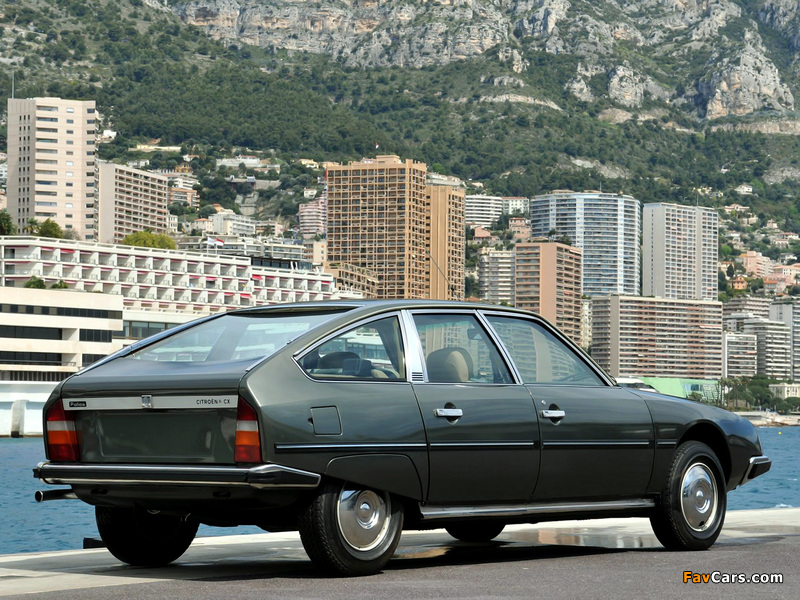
[4,0,800,215]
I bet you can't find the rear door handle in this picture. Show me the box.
[435,408,463,418]
[541,409,565,419]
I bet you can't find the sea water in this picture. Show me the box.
[1,427,797,555]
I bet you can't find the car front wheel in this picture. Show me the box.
[95,506,198,566]
[298,481,403,576]
[650,441,726,550]
[445,521,505,543]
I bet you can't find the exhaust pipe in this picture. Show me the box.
[35,489,78,502]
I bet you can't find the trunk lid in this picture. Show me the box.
[61,358,247,464]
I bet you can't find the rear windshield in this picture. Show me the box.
[129,310,347,363]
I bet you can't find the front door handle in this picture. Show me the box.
[435,408,463,418]
[541,409,565,419]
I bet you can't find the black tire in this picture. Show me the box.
[298,481,403,576]
[95,506,198,566]
[650,441,726,551]
[445,521,505,543]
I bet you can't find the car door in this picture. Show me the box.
[406,310,540,504]
[482,313,654,502]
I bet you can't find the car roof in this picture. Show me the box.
[233,299,538,319]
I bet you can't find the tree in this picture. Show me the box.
[24,276,46,289]
[718,270,728,292]
[23,218,40,235]
[38,219,63,239]
[50,280,68,289]
[121,231,177,249]
[0,210,17,235]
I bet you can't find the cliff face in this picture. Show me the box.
[170,0,800,119]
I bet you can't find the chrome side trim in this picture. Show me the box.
[420,498,656,520]
[542,440,652,448]
[657,439,678,448]
[34,462,321,490]
[275,442,427,453]
[430,441,537,449]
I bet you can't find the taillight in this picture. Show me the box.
[234,397,261,463]
[45,399,79,462]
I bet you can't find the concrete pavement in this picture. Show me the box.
[0,508,798,599]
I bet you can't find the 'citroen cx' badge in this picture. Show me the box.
[141,395,153,409]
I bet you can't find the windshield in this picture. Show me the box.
[129,310,348,363]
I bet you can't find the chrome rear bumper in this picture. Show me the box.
[34,462,321,490]
[740,455,771,486]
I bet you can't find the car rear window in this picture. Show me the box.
[129,311,347,363]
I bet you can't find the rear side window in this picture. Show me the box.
[301,317,405,381]
[413,313,512,384]
[129,311,345,363]
[485,315,604,386]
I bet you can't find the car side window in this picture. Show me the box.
[485,315,604,386]
[413,313,512,384]
[301,317,405,381]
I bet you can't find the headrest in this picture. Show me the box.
[426,347,473,383]
[318,351,360,370]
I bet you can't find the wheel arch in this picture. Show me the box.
[678,422,731,485]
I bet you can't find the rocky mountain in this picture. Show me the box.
[166,0,800,121]
[6,0,800,211]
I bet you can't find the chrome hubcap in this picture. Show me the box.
[681,462,718,532]
[336,486,391,551]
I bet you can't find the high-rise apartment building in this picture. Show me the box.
[298,195,327,238]
[514,241,582,344]
[723,331,758,378]
[7,97,98,239]
[97,161,169,244]
[465,195,504,228]
[591,296,723,379]
[502,197,529,215]
[427,183,465,300]
[769,300,800,380]
[477,248,515,305]
[741,318,791,380]
[529,191,641,297]
[326,155,463,300]
[723,295,772,322]
[643,203,718,301]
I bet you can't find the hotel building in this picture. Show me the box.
[514,241,582,344]
[529,191,641,297]
[0,236,353,315]
[591,296,723,379]
[643,203,718,301]
[6,97,98,239]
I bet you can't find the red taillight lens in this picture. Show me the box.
[45,399,79,462]
[234,398,261,463]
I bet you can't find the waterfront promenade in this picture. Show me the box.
[0,508,797,599]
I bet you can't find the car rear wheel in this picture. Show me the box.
[298,481,403,576]
[445,521,505,543]
[95,506,198,566]
[650,441,726,550]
